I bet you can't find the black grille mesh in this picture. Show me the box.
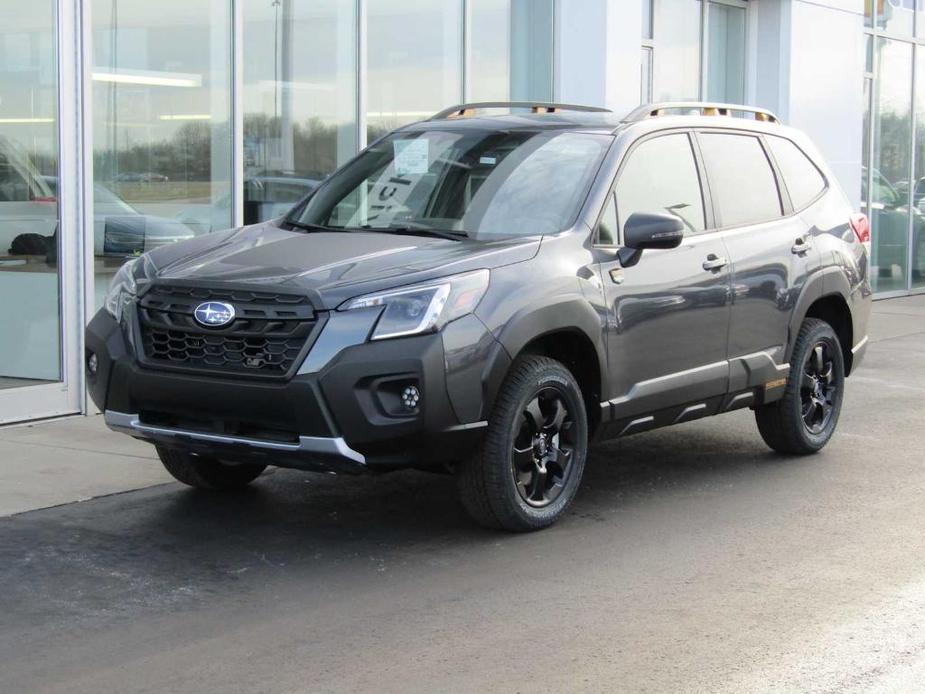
[137,285,317,377]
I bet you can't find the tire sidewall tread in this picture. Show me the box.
[755,318,845,455]
[458,354,589,532]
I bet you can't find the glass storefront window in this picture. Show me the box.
[653,0,701,100]
[869,37,913,293]
[706,1,746,103]
[641,47,653,103]
[642,0,654,40]
[242,0,356,226]
[366,0,462,142]
[0,1,61,388]
[878,0,914,36]
[470,0,511,101]
[912,45,925,288]
[509,0,554,101]
[91,0,233,305]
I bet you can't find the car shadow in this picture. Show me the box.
[0,412,794,634]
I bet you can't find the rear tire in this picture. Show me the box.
[755,318,845,455]
[156,446,266,490]
[457,355,588,532]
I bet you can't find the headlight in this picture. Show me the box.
[343,269,490,340]
[104,258,139,321]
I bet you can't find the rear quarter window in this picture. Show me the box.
[698,132,782,228]
[766,136,827,209]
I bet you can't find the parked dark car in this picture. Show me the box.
[0,134,194,260]
[861,167,925,281]
[86,101,872,531]
[175,173,321,234]
[41,177,195,257]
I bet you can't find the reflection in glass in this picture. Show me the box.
[654,0,701,100]
[300,130,611,239]
[0,1,61,387]
[509,0,554,101]
[878,0,914,36]
[469,0,554,103]
[616,134,705,235]
[870,38,912,292]
[242,0,356,225]
[706,2,746,103]
[642,0,653,40]
[913,46,925,288]
[91,0,233,306]
[641,47,653,104]
[367,0,461,142]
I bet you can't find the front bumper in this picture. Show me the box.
[104,410,366,472]
[86,307,502,472]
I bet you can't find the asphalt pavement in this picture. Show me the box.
[2,296,925,693]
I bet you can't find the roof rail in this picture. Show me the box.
[430,101,611,121]
[623,102,780,124]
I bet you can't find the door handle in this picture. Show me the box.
[702,254,728,271]
[791,236,814,254]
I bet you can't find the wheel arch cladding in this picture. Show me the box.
[803,294,854,375]
[788,267,855,376]
[498,306,604,435]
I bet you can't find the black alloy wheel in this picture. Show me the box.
[457,354,589,531]
[800,340,838,435]
[511,388,577,508]
[755,317,845,455]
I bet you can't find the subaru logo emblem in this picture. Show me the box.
[193,301,235,327]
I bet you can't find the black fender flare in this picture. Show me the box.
[489,296,608,404]
[785,266,851,363]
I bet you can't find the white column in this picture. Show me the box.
[786,0,865,209]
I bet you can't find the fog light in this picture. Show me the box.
[87,352,98,375]
[401,385,420,410]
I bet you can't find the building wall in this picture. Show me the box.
[787,0,866,209]
[0,0,902,424]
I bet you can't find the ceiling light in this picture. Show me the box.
[158,114,213,121]
[92,69,202,88]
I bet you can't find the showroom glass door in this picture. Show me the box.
[0,0,82,423]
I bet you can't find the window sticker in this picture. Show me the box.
[479,156,497,166]
[393,138,429,176]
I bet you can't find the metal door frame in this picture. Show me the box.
[0,0,88,425]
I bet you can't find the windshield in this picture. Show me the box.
[295,129,612,240]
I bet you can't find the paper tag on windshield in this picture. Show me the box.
[394,139,429,176]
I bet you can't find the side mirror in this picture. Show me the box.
[618,212,684,267]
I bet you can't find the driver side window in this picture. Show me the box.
[615,133,706,236]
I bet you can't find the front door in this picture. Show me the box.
[597,132,732,422]
[0,1,82,423]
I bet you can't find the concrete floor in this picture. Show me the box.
[1,296,925,693]
[0,415,170,516]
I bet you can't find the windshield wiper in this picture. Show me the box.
[285,219,345,233]
[360,223,469,242]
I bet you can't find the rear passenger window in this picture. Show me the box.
[766,136,826,209]
[615,133,705,235]
[698,133,782,227]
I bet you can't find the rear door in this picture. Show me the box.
[697,130,822,381]
[597,131,733,423]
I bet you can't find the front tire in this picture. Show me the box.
[755,318,845,455]
[457,355,588,532]
[157,446,266,490]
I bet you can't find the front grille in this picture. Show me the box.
[136,285,318,378]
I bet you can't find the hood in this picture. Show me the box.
[145,220,540,309]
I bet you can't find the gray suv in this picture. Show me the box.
[86,101,872,532]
